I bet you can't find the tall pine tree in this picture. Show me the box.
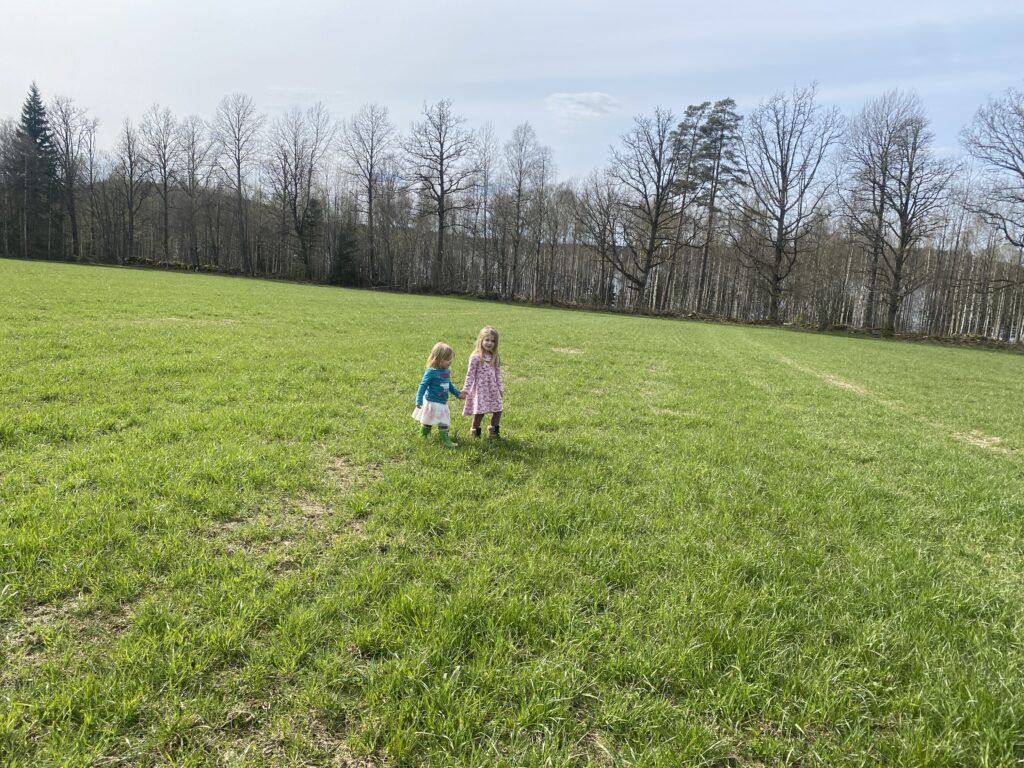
[694,99,743,312]
[670,100,744,311]
[7,83,62,259]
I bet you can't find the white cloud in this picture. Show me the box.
[545,92,621,123]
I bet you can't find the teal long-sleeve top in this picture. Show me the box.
[416,367,462,406]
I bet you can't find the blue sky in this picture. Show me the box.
[5,0,1023,179]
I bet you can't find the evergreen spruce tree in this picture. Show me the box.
[8,83,62,258]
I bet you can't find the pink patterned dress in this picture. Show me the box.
[462,353,504,415]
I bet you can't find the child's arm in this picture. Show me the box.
[449,378,463,400]
[415,369,433,407]
[497,364,504,397]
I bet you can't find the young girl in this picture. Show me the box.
[462,326,504,439]
[412,342,465,448]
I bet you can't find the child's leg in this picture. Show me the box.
[419,424,432,438]
[438,423,458,447]
[471,413,484,438]
[488,411,502,438]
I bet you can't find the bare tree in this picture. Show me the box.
[962,86,1024,249]
[114,118,151,263]
[879,103,957,333]
[575,170,624,305]
[501,122,543,298]
[178,115,213,268]
[528,144,555,301]
[82,119,99,260]
[48,95,92,260]
[607,107,682,309]
[844,91,918,329]
[213,93,264,274]
[339,103,395,285]
[545,182,576,304]
[735,85,843,323]
[404,100,478,290]
[0,118,17,257]
[375,152,412,287]
[266,103,336,280]
[473,122,499,294]
[141,104,182,264]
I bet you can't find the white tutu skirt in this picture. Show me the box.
[412,401,451,427]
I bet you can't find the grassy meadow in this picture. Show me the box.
[1,259,1022,767]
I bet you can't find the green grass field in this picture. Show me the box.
[1,259,1022,767]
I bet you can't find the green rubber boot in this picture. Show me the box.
[438,428,458,448]
[419,424,432,439]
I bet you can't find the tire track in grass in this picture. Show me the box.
[738,333,1024,618]
[763,346,1016,457]
[691,335,1024,762]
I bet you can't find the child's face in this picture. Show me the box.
[482,336,496,353]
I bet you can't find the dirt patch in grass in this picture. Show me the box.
[552,347,584,355]
[2,595,84,670]
[4,592,90,642]
[208,453,385,553]
[2,593,135,683]
[294,496,335,522]
[307,717,388,768]
[571,730,615,766]
[217,715,387,767]
[328,456,383,491]
[215,506,318,555]
[205,456,386,562]
[210,493,370,562]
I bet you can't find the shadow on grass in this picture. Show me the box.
[410,427,602,467]
[459,432,604,470]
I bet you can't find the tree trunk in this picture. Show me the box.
[162,183,171,264]
[884,262,903,335]
[67,192,80,260]
[433,204,445,290]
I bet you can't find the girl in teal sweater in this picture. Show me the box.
[412,342,465,447]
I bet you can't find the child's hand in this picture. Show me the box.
[458,392,466,400]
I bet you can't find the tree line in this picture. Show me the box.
[2,81,1023,340]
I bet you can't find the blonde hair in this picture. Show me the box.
[426,342,454,369]
[472,326,500,369]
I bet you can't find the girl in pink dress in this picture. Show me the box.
[462,326,504,439]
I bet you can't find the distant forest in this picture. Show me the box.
[2,82,1023,340]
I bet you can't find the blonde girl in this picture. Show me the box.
[412,342,465,447]
[461,326,504,438]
